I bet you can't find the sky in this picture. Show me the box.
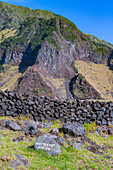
[1,0,113,44]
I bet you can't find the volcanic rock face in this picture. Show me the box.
[14,66,54,97]
[16,40,104,100]
[35,39,101,77]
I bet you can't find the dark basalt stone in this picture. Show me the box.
[110,111,113,117]
[0,109,5,116]
[25,125,36,135]
[62,122,86,137]
[102,119,108,125]
[6,110,14,116]
[5,120,22,131]
[11,154,30,169]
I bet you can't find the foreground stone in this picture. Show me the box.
[5,120,22,131]
[25,125,36,136]
[62,122,86,137]
[34,134,61,156]
[11,154,30,169]
[108,127,113,134]
[72,141,81,150]
[0,119,7,128]
[0,140,2,146]
[23,120,39,128]
[43,122,52,129]
[51,135,70,146]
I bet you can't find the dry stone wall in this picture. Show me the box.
[0,91,113,126]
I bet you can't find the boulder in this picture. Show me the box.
[23,120,36,126]
[43,122,52,129]
[110,111,113,117]
[11,154,30,169]
[51,135,70,146]
[55,137,70,146]
[102,119,107,125]
[94,131,100,136]
[108,127,113,134]
[62,122,86,137]
[5,120,22,131]
[72,142,81,150]
[34,134,61,156]
[25,125,36,135]
[51,127,59,135]
[0,119,7,128]
[6,110,14,116]
[0,140,2,146]
[0,109,5,116]
[23,120,39,128]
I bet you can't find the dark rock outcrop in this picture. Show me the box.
[11,154,30,169]
[5,120,22,131]
[14,67,54,97]
[25,125,36,136]
[62,122,86,137]
[0,140,2,146]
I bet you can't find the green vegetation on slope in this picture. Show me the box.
[86,34,113,58]
[55,15,87,43]
[0,1,113,68]
[0,117,113,169]
[86,34,113,49]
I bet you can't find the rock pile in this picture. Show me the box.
[0,91,113,125]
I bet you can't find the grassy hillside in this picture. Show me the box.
[86,34,113,49]
[0,117,113,169]
[86,34,113,60]
[74,60,113,100]
[0,63,21,91]
[46,77,67,100]
[0,2,88,64]
[0,1,113,64]
[0,28,17,43]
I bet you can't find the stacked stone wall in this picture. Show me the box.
[0,91,113,126]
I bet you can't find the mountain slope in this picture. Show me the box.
[73,61,113,100]
[85,34,113,49]
[0,2,113,100]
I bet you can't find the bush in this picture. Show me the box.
[84,122,96,132]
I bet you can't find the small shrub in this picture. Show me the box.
[84,122,96,132]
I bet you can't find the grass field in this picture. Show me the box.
[0,28,17,43]
[0,64,21,91]
[0,117,113,170]
[74,60,113,101]
[46,77,67,99]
